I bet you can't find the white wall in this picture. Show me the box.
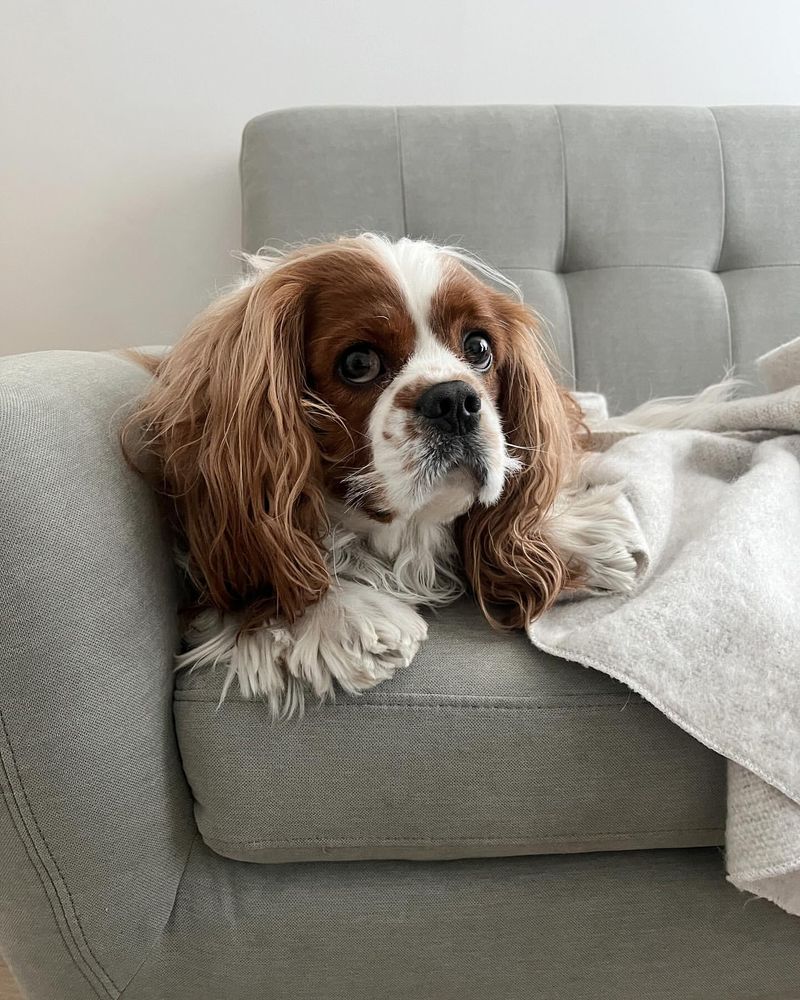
[3,0,800,354]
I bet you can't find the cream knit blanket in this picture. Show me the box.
[530,339,800,916]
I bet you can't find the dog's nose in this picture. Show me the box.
[415,380,481,435]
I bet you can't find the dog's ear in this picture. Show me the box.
[126,260,330,627]
[460,299,581,628]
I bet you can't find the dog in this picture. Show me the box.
[126,234,639,714]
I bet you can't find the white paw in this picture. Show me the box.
[581,530,639,592]
[576,487,642,593]
[179,583,428,715]
[285,581,428,701]
[549,482,644,596]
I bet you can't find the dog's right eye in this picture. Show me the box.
[339,344,383,385]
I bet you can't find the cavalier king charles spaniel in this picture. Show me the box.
[127,234,638,714]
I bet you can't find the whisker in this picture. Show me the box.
[327,440,372,470]
[506,442,549,454]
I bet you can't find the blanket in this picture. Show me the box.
[530,338,800,916]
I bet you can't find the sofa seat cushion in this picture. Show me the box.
[174,599,724,864]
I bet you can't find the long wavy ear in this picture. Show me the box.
[124,260,330,628]
[460,299,582,629]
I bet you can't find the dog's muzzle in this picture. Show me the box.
[413,380,488,489]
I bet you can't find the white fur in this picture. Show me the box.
[546,481,641,593]
[593,379,742,433]
[180,582,428,719]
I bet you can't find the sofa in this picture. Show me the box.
[2,105,800,1000]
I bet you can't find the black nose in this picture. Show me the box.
[415,380,481,436]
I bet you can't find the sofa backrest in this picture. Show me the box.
[240,105,800,411]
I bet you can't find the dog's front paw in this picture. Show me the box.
[576,487,643,594]
[549,482,645,597]
[288,582,427,699]
[581,530,639,593]
[209,582,427,714]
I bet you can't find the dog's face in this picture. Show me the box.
[301,237,521,521]
[133,235,577,629]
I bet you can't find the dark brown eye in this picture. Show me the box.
[463,330,493,372]
[338,344,383,385]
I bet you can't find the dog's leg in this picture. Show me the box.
[545,481,642,594]
[178,581,427,714]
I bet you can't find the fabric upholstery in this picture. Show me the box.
[120,844,800,1000]
[0,350,195,999]
[176,599,725,864]
[241,105,800,409]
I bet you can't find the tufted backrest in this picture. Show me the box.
[240,106,800,411]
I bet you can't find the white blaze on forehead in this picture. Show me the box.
[366,236,444,334]
[366,236,471,377]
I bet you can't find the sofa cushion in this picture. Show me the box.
[175,599,724,864]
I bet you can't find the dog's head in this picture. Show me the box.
[129,235,578,629]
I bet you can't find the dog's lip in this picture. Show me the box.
[420,437,489,488]
[448,437,488,484]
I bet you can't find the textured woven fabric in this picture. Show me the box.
[0,350,195,998]
[123,844,800,1000]
[176,599,725,863]
[529,342,800,914]
[241,105,800,409]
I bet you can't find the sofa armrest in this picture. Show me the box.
[0,351,195,999]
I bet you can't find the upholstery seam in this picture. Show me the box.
[0,709,118,998]
[203,828,725,850]
[173,697,645,711]
[553,106,577,385]
[709,108,733,367]
[552,105,569,274]
[708,108,727,274]
[394,107,409,236]
[716,262,800,271]
[116,833,199,999]
[717,272,734,371]
[500,263,800,274]
[0,754,111,999]
[238,121,250,253]
[560,277,577,389]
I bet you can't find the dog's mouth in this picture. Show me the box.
[416,430,490,493]
[412,425,522,511]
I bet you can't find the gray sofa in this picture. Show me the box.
[2,106,800,1000]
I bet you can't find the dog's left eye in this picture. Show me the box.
[463,330,493,372]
